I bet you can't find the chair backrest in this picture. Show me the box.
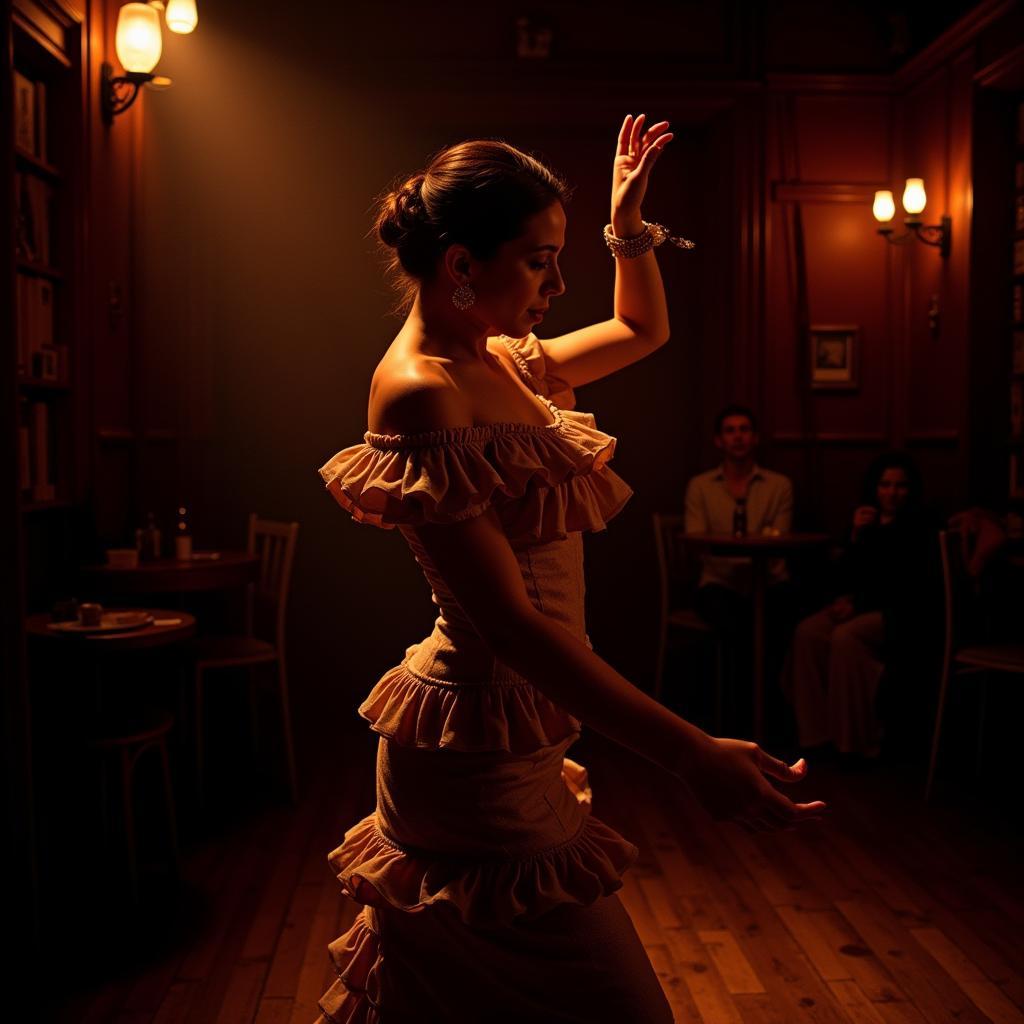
[652,513,700,615]
[938,528,983,660]
[246,513,300,648]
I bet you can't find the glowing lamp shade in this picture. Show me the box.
[872,190,896,223]
[115,3,163,73]
[902,178,927,216]
[165,0,198,34]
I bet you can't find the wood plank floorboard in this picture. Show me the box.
[45,725,1022,1023]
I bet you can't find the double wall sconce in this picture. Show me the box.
[101,0,198,124]
[872,178,951,259]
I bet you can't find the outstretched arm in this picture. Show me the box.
[411,508,827,832]
[540,114,674,388]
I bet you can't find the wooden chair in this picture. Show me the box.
[925,529,1024,801]
[194,514,299,805]
[652,512,723,728]
[90,706,179,904]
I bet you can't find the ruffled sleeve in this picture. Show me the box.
[318,337,632,536]
[319,430,506,530]
[499,333,576,410]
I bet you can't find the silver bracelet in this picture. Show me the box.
[602,220,696,259]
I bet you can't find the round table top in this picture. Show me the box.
[80,551,259,594]
[681,531,832,556]
[25,608,197,651]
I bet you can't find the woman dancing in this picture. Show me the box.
[317,115,826,1023]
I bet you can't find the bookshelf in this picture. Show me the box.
[7,0,86,612]
[4,0,87,950]
[11,6,79,528]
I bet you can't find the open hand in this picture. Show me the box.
[689,737,827,832]
[611,113,673,234]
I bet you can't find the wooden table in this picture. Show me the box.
[80,552,259,595]
[681,532,831,741]
[25,607,197,736]
[25,608,197,651]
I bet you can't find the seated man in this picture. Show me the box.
[684,405,794,730]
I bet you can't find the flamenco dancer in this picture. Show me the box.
[317,115,827,1023]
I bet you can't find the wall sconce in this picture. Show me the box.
[873,178,951,258]
[165,0,198,34]
[101,1,198,124]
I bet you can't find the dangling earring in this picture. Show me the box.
[451,283,476,311]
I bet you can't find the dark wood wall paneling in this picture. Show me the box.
[763,83,893,529]
[762,4,1022,532]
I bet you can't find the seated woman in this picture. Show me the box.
[784,452,937,758]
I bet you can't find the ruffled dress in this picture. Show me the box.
[315,336,672,1024]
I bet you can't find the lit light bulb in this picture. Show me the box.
[902,178,927,216]
[872,190,896,223]
[115,3,163,74]
[165,0,198,34]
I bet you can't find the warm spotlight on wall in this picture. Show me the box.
[873,178,951,258]
[101,1,199,124]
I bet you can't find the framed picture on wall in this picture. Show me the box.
[809,325,859,390]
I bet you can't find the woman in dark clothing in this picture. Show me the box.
[784,453,937,756]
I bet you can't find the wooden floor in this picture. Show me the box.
[46,724,1024,1024]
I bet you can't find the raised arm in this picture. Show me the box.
[410,509,827,832]
[540,114,674,389]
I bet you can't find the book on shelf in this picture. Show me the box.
[1015,331,1024,376]
[29,401,55,503]
[1016,240,1024,276]
[37,347,59,381]
[16,273,56,375]
[14,72,35,154]
[1012,381,1023,438]
[15,173,53,264]
[34,80,47,163]
[1015,284,1022,325]
[17,426,32,493]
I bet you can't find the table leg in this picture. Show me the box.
[752,557,767,743]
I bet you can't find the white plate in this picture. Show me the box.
[47,612,154,634]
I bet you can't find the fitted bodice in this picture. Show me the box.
[317,333,633,752]
[405,526,588,639]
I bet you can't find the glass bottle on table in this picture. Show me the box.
[175,505,193,561]
[137,511,161,562]
[732,496,748,538]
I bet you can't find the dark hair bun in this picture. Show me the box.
[376,174,427,250]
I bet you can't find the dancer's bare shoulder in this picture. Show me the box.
[368,345,473,437]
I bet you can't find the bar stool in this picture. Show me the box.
[24,610,196,905]
[90,706,181,903]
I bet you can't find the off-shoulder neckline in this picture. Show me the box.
[364,336,561,449]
